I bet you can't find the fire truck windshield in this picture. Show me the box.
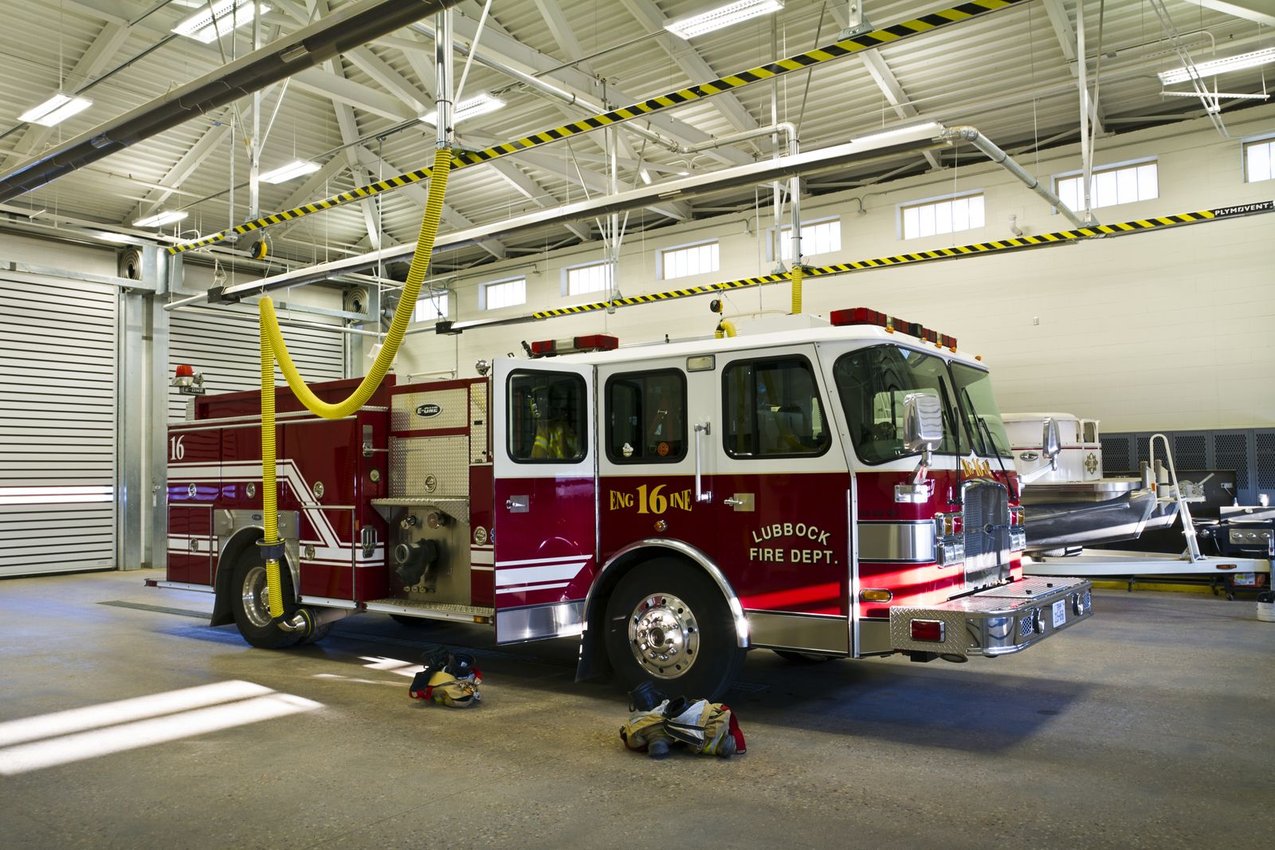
[950,362,1013,459]
[833,344,1008,464]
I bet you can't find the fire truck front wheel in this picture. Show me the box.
[231,559,305,649]
[604,559,744,701]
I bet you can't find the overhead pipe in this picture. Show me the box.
[210,122,949,302]
[172,0,1029,255]
[685,122,805,299]
[0,0,459,203]
[208,122,1086,305]
[940,127,1089,228]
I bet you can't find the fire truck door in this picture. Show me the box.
[491,359,597,642]
[712,346,853,655]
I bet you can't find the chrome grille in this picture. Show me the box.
[962,480,1010,591]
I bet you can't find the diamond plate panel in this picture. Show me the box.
[391,388,469,432]
[389,435,470,498]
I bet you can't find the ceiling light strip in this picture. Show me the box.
[527,201,1274,320]
[168,0,1029,255]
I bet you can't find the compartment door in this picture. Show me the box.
[492,359,596,642]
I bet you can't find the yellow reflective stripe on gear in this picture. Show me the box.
[167,0,1031,255]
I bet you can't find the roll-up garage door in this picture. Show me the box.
[168,305,344,421]
[0,277,117,577]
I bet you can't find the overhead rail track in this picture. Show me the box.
[169,0,1031,256]
[519,200,1275,321]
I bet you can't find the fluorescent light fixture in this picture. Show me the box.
[95,231,141,244]
[852,121,945,145]
[1158,46,1275,85]
[173,0,269,44]
[259,159,321,184]
[664,0,783,40]
[1159,90,1269,100]
[18,93,92,127]
[133,210,189,228]
[420,94,505,126]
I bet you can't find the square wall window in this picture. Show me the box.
[480,276,526,310]
[1055,161,1158,212]
[901,194,984,240]
[565,261,613,297]
[413,289,449,323]
[660,241,719,280]
[778,218,841,261]
[1245,139,1275,183]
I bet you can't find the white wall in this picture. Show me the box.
[389,105,1274,431]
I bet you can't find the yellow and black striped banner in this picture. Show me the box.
[169,0,1028,255]
[529,201,1274,319]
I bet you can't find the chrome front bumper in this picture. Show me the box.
[888,576,1093,657]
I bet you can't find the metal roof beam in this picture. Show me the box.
[289,67,416,121]
[128,114,234,223]
[859,52,940,170]
[0,0,459,201]
[1,20,132,171]
[410,16,749,166]
[617,0,760,135]
[530,0,594,76]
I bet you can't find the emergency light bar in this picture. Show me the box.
[528,334,620,357]
[829,306,957,351]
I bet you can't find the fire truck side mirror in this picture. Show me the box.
[1041,418,1062,469]
[903,393,944,454]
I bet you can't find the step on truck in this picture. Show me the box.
[156,308,1093,698]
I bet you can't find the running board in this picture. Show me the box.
[1026,549,1271,577]
[146,579,215,593]
[363,598,494,625]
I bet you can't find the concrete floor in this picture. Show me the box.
[0,570,1271,849]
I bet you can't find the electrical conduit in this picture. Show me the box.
[258,147,454,626]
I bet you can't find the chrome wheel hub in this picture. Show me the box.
[241,564,272,628]
[627,592,698,679]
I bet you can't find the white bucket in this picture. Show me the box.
[1258,601,1275,623]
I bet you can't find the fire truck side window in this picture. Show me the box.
[832,345,963,464]
[605,369,687,464]
[722,356,830,458]
[507,371,587,463]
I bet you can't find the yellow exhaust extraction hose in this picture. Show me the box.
[258,147,453,621]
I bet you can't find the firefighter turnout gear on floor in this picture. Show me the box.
[619,682,745,759]
[409,647,482,708]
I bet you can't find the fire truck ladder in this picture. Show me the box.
[1148,433,1204,562]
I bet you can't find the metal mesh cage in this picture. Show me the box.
[1173,434,1208,470]
[1257,431,1275,491]
[1212,432,1250,491]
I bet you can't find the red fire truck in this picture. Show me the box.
[157,308,1093,698]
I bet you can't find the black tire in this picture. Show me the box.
[230,555,304,649]
[772,650,835,664]
[604,558,745,701]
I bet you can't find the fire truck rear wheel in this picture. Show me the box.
[231,558,305,650]
[604,559,744,701]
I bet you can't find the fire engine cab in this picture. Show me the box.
[159,308,1093,698]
